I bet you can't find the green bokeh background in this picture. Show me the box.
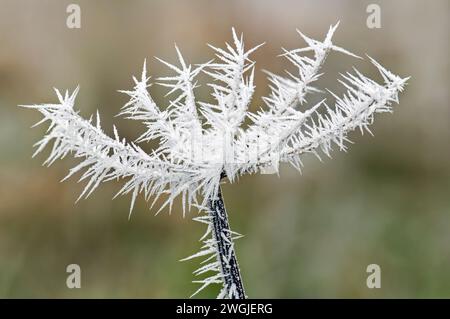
[0,0,449,298]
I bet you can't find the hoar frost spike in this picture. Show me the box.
[23,23,409,299]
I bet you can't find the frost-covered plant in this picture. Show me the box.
[23,23,408,299]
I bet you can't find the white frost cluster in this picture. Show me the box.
[24,23,409,299]
[24,23,408,214]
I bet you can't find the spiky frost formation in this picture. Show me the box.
[23,23,409,298]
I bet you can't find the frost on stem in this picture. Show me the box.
[181,184,245,299]
[23,23,409,298]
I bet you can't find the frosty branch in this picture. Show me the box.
[23,23,408,298]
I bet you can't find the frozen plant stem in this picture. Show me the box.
[23,23,409,298]
[208,180,245,299]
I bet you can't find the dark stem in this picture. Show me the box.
[207,182,246,299]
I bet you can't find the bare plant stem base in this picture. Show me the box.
[208,185,246,299]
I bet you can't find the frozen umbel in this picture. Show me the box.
[23,23,409,298]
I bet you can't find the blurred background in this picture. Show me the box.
[0,0,449,298]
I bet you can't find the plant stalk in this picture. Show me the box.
[207,183,246,299]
